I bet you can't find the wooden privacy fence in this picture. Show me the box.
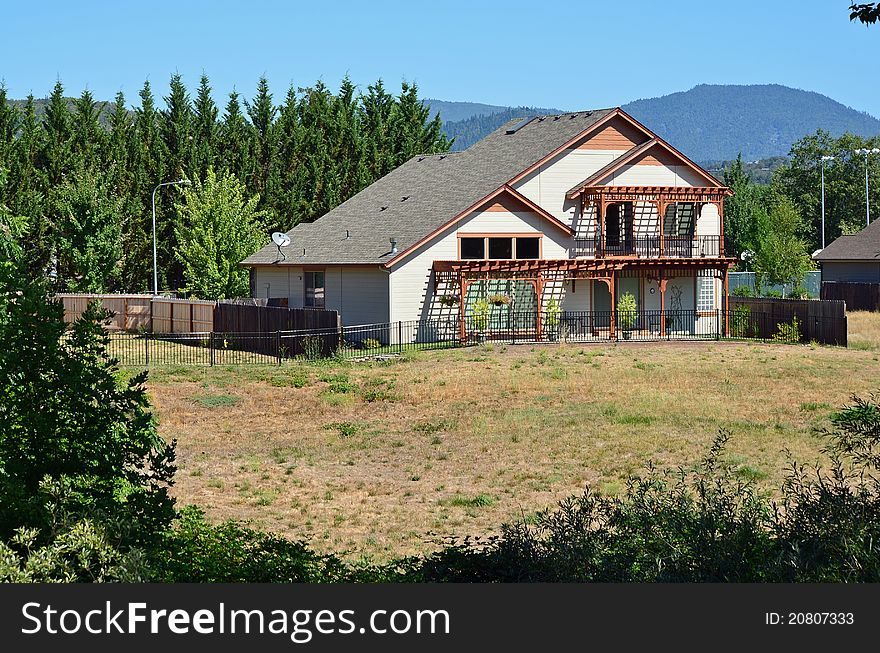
[56,294,339,336]
[821,281,880,312]
[727,296,847,346]
[151,297,215,333]
[214,302,340,333]
[58,294,153,331]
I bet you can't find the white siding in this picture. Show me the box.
[251,264,387,325]
[252,266,295,302]
[512,148,627,226]
[336,267,390,326]
[696,203,720,237]
[606,163,700,187]
[389,208,573,323]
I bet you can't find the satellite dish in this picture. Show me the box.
[272,232,291,260]
[272,232,291,247]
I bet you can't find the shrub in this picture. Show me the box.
[731,304,753,338]
[617,292,637,332]
[772,316,801,343]
[732,285,755,297]
[764,289,783,299]
[545,298,562,330]
[789,285,810,299]
[362,338,381,350]
[471,299,490,333]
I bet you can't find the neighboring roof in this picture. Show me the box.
[814,219,880,262]
[242,109,616,267]
[240,107,722,269]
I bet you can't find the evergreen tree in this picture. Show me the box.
[11,97,48,278]
[41,81,74,187]
[219,90,253,185]
[245,76,277,206]
[191,74,219,180]
[53,169,124,293]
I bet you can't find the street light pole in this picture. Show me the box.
[151,179,190,295]
[820,155,834,249]
[854,148,880,227]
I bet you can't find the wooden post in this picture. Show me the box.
[659,277,668,338]
[459,277,469,343]
[718,201,725,256]
[535,277,544,341]
[598,196,605,257]
[658,200,667,257]
[609,272,617,341]
[723,268,730,337]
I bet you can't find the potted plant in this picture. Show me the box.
[617,292,637,340]
[438,294,458,308]
[471,298,490,343]
[545,298,561,341]
[488,294,511,307]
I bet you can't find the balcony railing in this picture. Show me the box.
[572,235,722,259]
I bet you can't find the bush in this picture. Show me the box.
[731,304,753,338]
[772,316,801,343]
[0,261,176,546]
[732,285,755,297]
[408,394,880,582]
[617,292,637,332]
[764,289,783,299]
[148,507,350,582]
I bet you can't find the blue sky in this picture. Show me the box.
[3,1,879,117]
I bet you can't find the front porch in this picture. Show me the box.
[433,257,736,343]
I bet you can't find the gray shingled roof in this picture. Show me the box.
[814,219,880,261]
[241,109,615,267]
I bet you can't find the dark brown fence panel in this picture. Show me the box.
[213,303,339,333]
[821,281,880,312]
[727,296,847,346]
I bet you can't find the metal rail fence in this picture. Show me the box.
[104,308,847,367]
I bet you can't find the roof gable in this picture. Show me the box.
[565,138,725,199]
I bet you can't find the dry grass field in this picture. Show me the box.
[141,313,880,562]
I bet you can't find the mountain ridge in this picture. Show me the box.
[425,84,880,162]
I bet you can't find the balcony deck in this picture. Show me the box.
[572,235,722,259]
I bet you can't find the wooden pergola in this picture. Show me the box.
[568,185,734,257]
[433,256,737,341]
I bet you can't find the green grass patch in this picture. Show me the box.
[191,393,240,408]
[440,494,496,508]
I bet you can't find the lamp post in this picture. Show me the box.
[854,148,880,227]
[820,155,834,249]
[151,179,190,295]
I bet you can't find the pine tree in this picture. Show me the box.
[219,91,253,185]
[41,81,74,187]
[245,76,277,206]
[12,97,49,278]
[191,74,219,180]
[71,89,107,171]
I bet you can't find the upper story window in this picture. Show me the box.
[304,270,325,308]
[459,235,542,260]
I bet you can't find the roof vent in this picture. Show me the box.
[390,237,398,254]
[439,155,447,160]
[380,206,388,211]
[569,113,577,119]
[506,116,535,134]
[345,229,350,239]
[401,196,410,202]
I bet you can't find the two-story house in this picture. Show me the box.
[241,108,735,340]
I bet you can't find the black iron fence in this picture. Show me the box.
[106,308,847,367]
[572,234,722,258]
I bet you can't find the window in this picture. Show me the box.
[515,237,540,259]
[304,270,325,308]
[460,237,485,259]
[697,276,715,312]
[488,237,513,259]
[664,203,696,237]
[460,235,542,260]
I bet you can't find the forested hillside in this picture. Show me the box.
[0,76,450,293]
[436,84,880,161]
